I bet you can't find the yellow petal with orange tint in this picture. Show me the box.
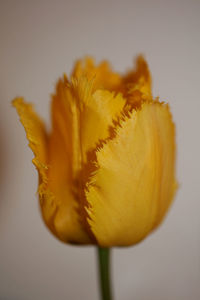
[12,98,48,183]
[46,77,126,243]
[122,55,152,108]
[12,98,56,235]
[82,89,125,153]
[13,97,90,244]
[71,77,126,161]
[86,102,176,247]
[47,78,91,243]
[69,78,127,236]
[71,56,122,91]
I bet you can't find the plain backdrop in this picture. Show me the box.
[0,0,200,299]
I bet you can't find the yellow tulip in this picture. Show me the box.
[13,56,177,247]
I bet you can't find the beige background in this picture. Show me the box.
[0,0,200,299]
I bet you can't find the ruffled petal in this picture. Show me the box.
[48,77,91,243]
[71,77,126,160]
[12,98,56,236]
[12,98,48,184]
[68,78,127,238]
[122,55,152,108]
[13,97,90,244]
[71,56,122,91]
[45,76,126,243]
[85,102,176,247]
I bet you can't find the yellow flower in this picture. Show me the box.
[13,56,177,247]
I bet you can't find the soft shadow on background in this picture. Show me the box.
[0,0,200,299]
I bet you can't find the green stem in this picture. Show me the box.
[97,247,112,300]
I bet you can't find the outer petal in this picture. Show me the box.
[86,102,176,247]
[13,97,90,244]
[12,98,56,235]
[12,98,48,184]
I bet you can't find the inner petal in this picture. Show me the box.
[48,77,91,243]
[71,56,122,91]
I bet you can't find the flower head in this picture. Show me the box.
[13,56,177,247]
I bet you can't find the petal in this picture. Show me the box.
[12,98,56,239]
[71,78,126,160]
[86,102,176,247]
[12,98,48,183]
[13,97,90,244]
[71,56,122,91]
[122,55,152,108]
[48,78,91,243]
[68,78,126,238]
[12,98,56,236]
[46,77,126,243]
